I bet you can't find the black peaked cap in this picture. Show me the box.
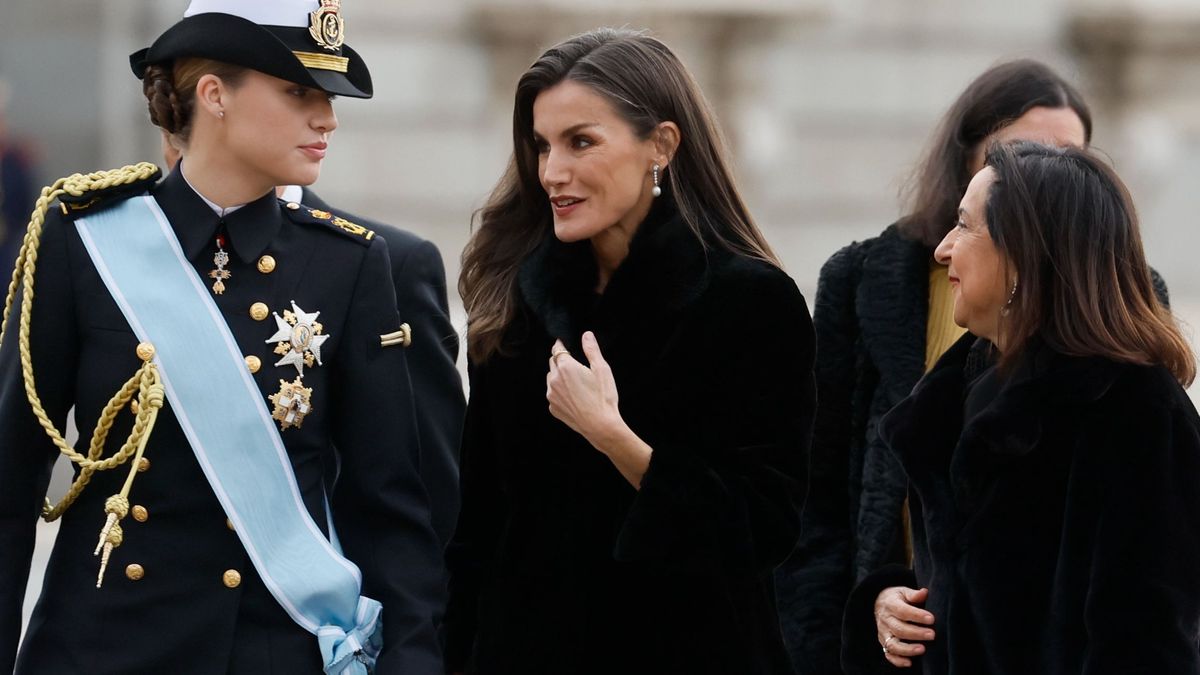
[129,13,372,99]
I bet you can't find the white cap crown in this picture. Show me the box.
[183,0,317,28]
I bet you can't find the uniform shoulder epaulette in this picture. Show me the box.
[57,163,162,217]
[280,200,375,246]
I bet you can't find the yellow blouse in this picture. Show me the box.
[925,260,968,372]
[903,260,968,565]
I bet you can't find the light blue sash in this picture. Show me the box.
[74,196,381,674]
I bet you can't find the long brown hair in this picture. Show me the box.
[460,28,779,362]
[900,60,1092,247]
[986,141,1194,385]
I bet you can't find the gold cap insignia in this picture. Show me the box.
[309,0,345,52]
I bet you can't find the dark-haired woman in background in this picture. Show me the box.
[843,141,1200,673]
[446,28,815,675]
[775,60,1133,672]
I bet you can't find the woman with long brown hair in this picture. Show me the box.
[446,28,815,674]
[844,141,1200,674]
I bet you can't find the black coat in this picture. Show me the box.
[301,187,465,545]
[442,201,816,674]
[841,334,1200,674]
[0,168,446,674]
[774,224,1171,674]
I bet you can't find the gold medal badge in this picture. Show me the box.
[264,301,330,430]
[308,0,345,52]
[268,377,313,431]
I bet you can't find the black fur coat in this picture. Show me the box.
[442,201,816,674]
[842,334,1200,674]
[775,224,1171,674]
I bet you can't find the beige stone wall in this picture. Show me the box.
[302,0,1092,291]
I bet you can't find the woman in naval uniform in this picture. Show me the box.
[0,2,445,674]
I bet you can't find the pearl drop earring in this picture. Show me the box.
[651,164,662,198]
[1001,280,1018,317]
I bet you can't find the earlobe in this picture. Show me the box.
[195,74,226,121]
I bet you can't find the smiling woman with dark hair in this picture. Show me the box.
[447,28,815,675]
[842,141,1200,674]
[772,60,1153,672]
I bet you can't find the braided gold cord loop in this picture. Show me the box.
[42,362,166,522]
[0,163,164,525]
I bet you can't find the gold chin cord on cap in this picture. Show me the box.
[0,162,168,588]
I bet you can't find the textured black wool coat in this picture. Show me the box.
[442,201,816,675]
[842,334,1200,675]
[774,224,1171,674]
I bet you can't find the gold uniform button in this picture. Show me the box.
[250,302,270,321]
[245,355,262,374]
[137,458,151,473]
[131,505,149,522]
[223,569,242,588]
[285,202,300,211]
[126,564,145,581]
[226,518,235,531]
[257,255,276,274]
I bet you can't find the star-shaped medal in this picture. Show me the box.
[265,301,330,377]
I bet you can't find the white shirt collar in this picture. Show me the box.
[279,184,304,204]
[179,162,248,218]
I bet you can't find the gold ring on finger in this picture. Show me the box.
[550,350,570,364]
[883,635,896,654]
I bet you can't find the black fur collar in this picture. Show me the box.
[882,332,1123,485]
[517,198,710,354]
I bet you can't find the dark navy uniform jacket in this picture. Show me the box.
[301,187,464,546]
[0,167,446,674]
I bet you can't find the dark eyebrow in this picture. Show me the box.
[533,122,599,141]
[560,122,598,137]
